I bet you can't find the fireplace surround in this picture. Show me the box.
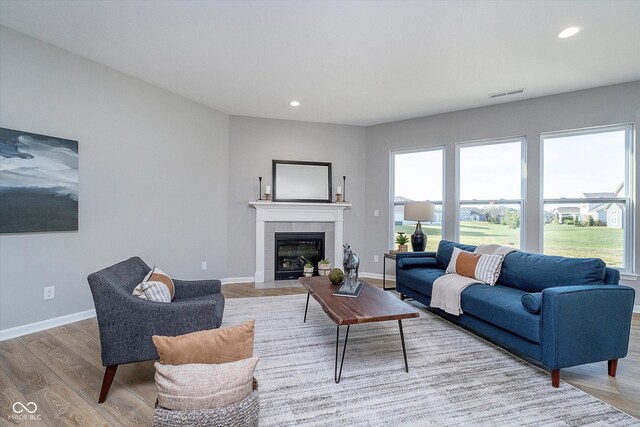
[250,201,351,286]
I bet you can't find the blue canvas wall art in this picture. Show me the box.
[0,127,78,233]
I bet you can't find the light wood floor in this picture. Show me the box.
[0,279,638,426]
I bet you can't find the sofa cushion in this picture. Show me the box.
[461,284,541,343]
[435,240,477,269]
[521,293,543,314]
[497,251,606,292]
[398,268,447,297]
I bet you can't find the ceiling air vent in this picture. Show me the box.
[489,88,525,99]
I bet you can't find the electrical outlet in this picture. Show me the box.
[44,286,55,300]
[374,209,380,217]
[374,255,379,262]
[201,261,208,270]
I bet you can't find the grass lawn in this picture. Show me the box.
[543,223,623,267]
[394,222,623,267]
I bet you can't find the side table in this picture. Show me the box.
[382,252,397,291]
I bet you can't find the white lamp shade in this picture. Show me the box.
[404,202,435,221]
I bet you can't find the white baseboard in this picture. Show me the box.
[0,309,96,342]
[634,305,640,314]
[221,276,254,285]
[359,271,396,281]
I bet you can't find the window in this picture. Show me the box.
[542,125,633,269]
[391,147,444,252]
[457,138,524,248]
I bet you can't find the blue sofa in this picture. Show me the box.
[395,240,635,387]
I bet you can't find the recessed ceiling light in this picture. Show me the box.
[289,100,301,107]
[558,26,582,39]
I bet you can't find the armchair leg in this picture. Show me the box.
[608,359,618,377]
[400,293,405,301]
[98,365,118,403]
[551,369,560,388]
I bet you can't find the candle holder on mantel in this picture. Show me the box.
[335,193,343,203]
[342,176,347,203]
[258,176,263,201]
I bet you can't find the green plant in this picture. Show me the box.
[304,262,313,268]
[395,233,409,245]
[320,258,330,264]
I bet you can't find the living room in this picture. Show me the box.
[0,1,639,425]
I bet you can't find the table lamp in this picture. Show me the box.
[404,201,435,252]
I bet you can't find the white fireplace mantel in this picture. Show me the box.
[249,201,351,283]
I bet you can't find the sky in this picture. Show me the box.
[394,129,627,203]
[394,150,443,201]
[543,130,626,198]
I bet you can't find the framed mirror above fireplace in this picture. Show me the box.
[272,160,332,203]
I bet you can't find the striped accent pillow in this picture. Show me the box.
[143,267,175,299]
[133,280,172,303]
[446,247,504,285]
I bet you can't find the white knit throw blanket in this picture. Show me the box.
[430,245,518,316]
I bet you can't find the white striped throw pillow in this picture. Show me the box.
[133,280,172,303]
[446,247,504,285]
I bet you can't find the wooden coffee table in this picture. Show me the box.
[299,276,419,383]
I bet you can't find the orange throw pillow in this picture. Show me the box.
[153,320,255,365]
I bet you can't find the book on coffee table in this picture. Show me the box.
[333,281,363,298]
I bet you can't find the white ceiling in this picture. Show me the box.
[1,0,639,126]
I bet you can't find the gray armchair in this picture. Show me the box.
[87,257,225,403]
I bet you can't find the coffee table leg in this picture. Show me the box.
[335,324,350,383]
[398,320,408,372]
[303,292,310,323]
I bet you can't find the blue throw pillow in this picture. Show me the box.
[521,292,543,314]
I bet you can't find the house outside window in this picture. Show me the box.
[391,147,444,252]
[456,137,525,248]
[541,124,633,269]
[610,209,619,227]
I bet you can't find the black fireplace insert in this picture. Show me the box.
[275,232,325,280]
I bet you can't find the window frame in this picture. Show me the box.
[389,145,446,251]
[454,136,527,248]
[540,124,634,272]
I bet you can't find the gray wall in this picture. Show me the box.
[364,81,640,303]
[227,116,366,278]
[0,27,230,330]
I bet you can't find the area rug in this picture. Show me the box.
[222,294,637,426]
